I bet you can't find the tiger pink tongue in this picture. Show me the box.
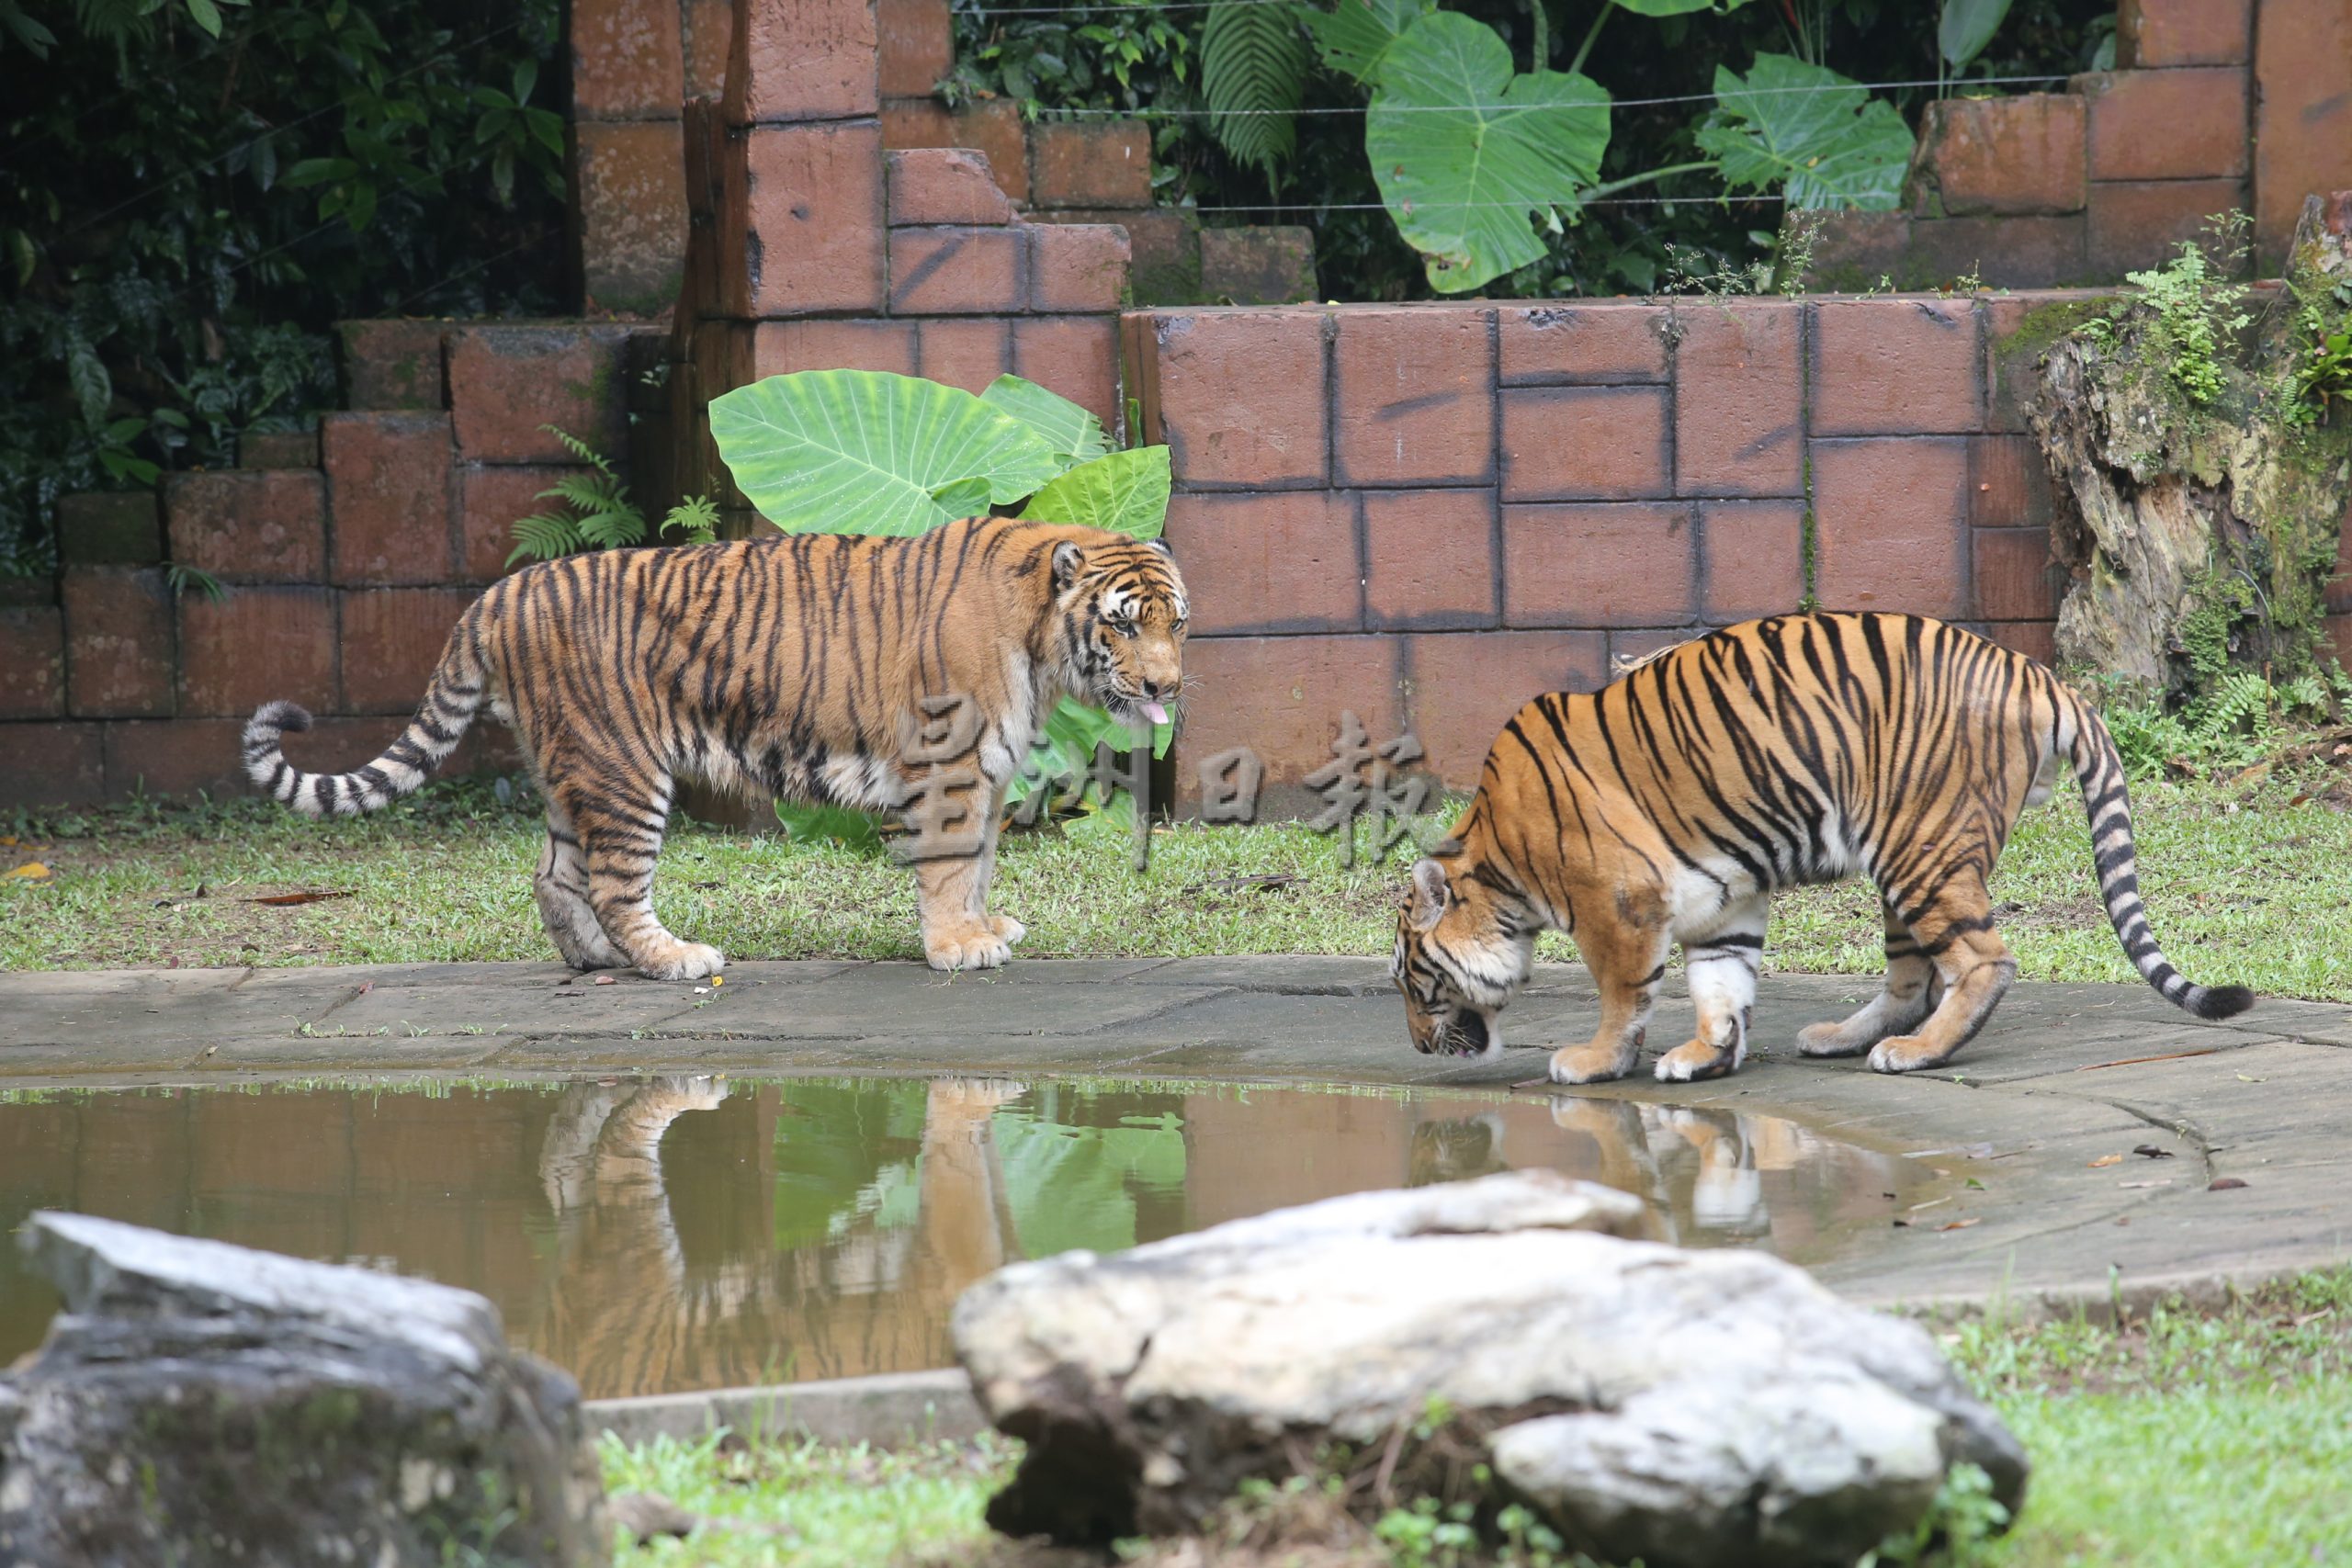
[1142,700,1169,725]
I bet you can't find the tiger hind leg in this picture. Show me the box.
[1656,897,1767,1082]
[1867,871,2016,1074]
[534,801,626,970]
[571,772,725,982]
[1798,900,1941,1057]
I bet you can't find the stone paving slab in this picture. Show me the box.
[2,956,2346,1315]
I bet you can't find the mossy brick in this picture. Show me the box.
[888,149,1015,226]
[1029,120,1152,210]
[62,567,174,718]
[1669,299,1804,497]
[1363,488,1498,630]
[880,96,1028,203]
[176,585,335,718]
[322,412,458,586]
[1908,96,2086,217]
[1029,224,1130,313]
[1811,437,1971,619]
[888,227,1024,314]
[1406,631,1608,789]
[1969,434,2056,528]
[1811,297,1982,436]
[56,492,163,566]
[2087,178,2247,278]
[1011,316,1121,429]
[0,575,55,608]
[1793,209,1911,292]
[2118,0,2251,67]
[0,721,103,806]
[2079,68,2250,182]
[724,0,878,124]
[878,0,952,98]
[1903,213,2087,291]
[571,0,685,118]
[577,120,689,318]
[1498,304,1668,385]
[1164,491,1359,635]
[915,317,1012,396]
[0,605,66,718]
[336,321,447,411]
[723,120,887,318]
[1982,290,2111,434]
[1500,386,1669,502]
[1037,208,1199,306]
[239,430,319,470]
[446,325,636,465]
[1148,309,1328,488]
[1501,502,1698,627]
[1198,227,1317,306]
[1698,501,1807,622]
[1333,307,1496,489]
[337,588,480,714]
[164,471,326,582]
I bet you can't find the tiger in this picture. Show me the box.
[1391,612,2252,1084]
[242,517,1189,980]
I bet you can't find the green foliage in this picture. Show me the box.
[2102,666,2346,781]
[1301,0,1433,87]
[503,426,718,568]
[1938,0,2018,70]
[2092,228,2254,412]
[1201,0,1313,186]
[2283,277,2352,426]
[1698,51,1917,209]
[980,372,1113,465]
[1861,1462,2010,1567]
[1019,446,1172,536]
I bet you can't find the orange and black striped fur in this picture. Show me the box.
[244,518,1189,980]
[1392,613,2252,1083]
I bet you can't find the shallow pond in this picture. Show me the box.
[0,1075,1934,1399]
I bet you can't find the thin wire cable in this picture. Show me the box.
[1188,192,1789,212]
[388,237,539,314]
[1020,73,2072,115]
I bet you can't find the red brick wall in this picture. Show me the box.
[1130,294,2086,807]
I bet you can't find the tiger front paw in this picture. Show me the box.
[987,914,1027,945]
[925,924,1012,973]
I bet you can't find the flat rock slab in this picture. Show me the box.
[3,957,2347,1314]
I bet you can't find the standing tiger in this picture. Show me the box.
[1392,613,2252,1083]
[243,517,1189,979]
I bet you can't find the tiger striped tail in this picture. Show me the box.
[243,613,488,818]
[2059,682,2254,1021]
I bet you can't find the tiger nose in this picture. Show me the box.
[1142,677,1171,699]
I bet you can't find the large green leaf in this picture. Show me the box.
[980,375,1111,468]
[1611,0,1753,14]
[1302,0,1433,86]
[1696,52,1916,210]
[1017,446,1172,539]
[1939,0,2015,68]
[709,370,1064,536]
[1203,0,1313,186]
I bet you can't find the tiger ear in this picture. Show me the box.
[1408,858,1451,932]
[1052,541,1085,590]
[1144,536,1172,556]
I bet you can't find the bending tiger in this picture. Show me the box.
[1392,613,2251,1082]
[243,518,1189,979]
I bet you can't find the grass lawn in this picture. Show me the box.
[599,1271,2352,1567]
[5,770,2351,1001]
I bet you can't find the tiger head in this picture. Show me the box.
[1049,535,1189,728]
[1393,852,1532,1058]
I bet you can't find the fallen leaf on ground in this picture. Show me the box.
[594,974,616,986]
[245,890,351,907]
[2089,1153,2125,1168]
[2119,1179,2172,1190]
[6,863,51,881]
[1939,1218,1981,1231]
[354,981,372,998]
[2132,1144,2176,1159]
[2207,1177,2250,1191]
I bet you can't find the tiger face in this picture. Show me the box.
[1392,855,1531,1058]
[1052,537,1189,728]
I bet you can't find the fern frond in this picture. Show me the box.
[662,494,721,544]
[543,475,626,513]
[1202,0,1310,188]
[575,505,650,551]
[506,510,584,566]
[538,423,617,478]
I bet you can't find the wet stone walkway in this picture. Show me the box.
[6,957,2350,1314]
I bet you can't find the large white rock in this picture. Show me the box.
[952,1170,2024,1566]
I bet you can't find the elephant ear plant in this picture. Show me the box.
[707,369,1175,850]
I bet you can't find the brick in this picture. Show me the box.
[1812,297,1982,436]
[1501,502,1698,628]
[1983,620,2058,666]
[684,0,731,98]
[725,120,888,317]
[1969,434,2055,528]
[879,97,1030,204]
[1405,631,1608,789]
[1903,214,2088,291]
[1671,300,1804,497]
[1796,209,1912,292]
[1011,316,1121,430]
[1029,120,1152,210]
[571,0,685,118]
[337,588,479,714]
[165,470,326,582]
[1046,206,1201,305]
[0,722,103,806]
[177,586,335,719]
[1909,95,2086,216]
[724,0,879,124]
[752,318,921,378]
[1152,310,1328,488]
[2327,615,2352,667]
[1199,226,1317,306]
[1499,386,1668,502]
[1498,303,1668,384]
[878,0,952,97]
[62,567,173,717]
[98,716,386,798]
[1698,501,1807,623]
[1811,438,1971,619]
[458,464,596,583]
[2252,0,2352,270]
[576,120,689,317]
[1973,527,2064,620]
[2080,68,2249,182]
[1170,636,1403,810]
[1983,289,2111,433]
[322,412,456,587]
[888,226,1023,314]
[1164,491,1358,634]
[0,606,65,718]
[1029,223,1130,313]
[338,320,447,412]
[915,317,1013,395]
[2087,178,2247,276]
[2118,0,2251,67]
[2327,505,2352,615]
[1363,489,1495,630]
[55,492,162,566]
[446,324,635,464]
[888,148,1014,226]
[239,430,318,470]
[1333,308,1494,489]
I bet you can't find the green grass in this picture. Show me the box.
[600,1273,2352,1567]
[6,771,2350,1000]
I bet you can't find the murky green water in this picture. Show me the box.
[0,1076,1929,1399]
